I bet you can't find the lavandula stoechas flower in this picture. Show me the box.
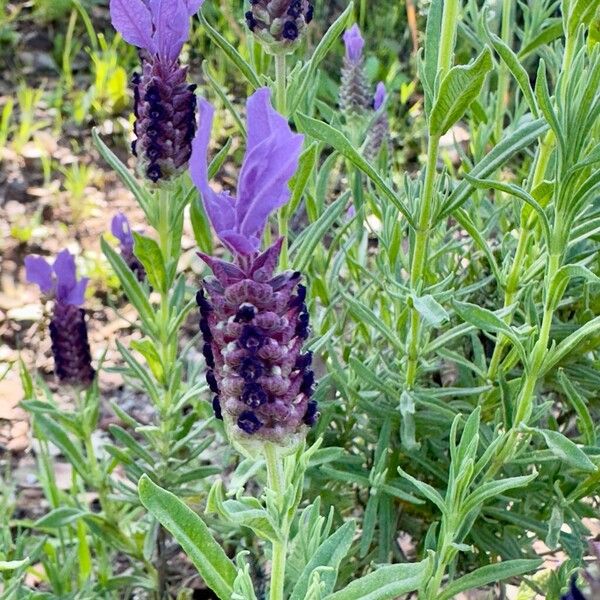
[245,0,314,54]
[365,82,391,162]
[189,88,317,452]
[110,0,203,182]
[111,212,146,281]
[339,24,371,116]
[25,251,95,388]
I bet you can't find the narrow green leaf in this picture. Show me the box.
[199,14,260,88]
[558,371,596,445]
[397,468,446,513]
[101,237,156,334]
[289,521,356,600]
[324,558,431,600]
[536,429,597,472]
[92,128,153,221]
[548,264,600,311]
[411,294,448,327]
[484,20,538,118]
[294,113,414,224]
[429,49,493,136]
[518,19,563,59]
[440,119,549,218]
[34,507,89,529]
[453,300,527,366]
[132,233,167,293]
[138,475,237,600]
[422,0,443,113]
[33,413,89,481]
[438,559,542,600]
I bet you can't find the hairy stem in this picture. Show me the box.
[265,443,288,600]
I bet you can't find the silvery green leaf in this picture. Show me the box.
[411,294,449,327]
[323,557,431,600]
[429,49,493,137]
[138,475,237,600]
[438,559,542,600]
[536,428,597,472]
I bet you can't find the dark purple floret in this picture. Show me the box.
[202,342,215,368]
[238,356,264,380]
[289,284,306,308]
[305,3,313,22]
[300,370,314,394]
[239,325,265,352]
[238,410,263,434]
[287,0,302,18]
[200,317,212,340]
[245,0,312,50]
[242,382,268,408]
[295,352,312,370]
[206,370,219,393]
[295,311,310,339]
[561,577,586,600]
[282,21,298,40]
[196,289,212,314]
[235,304,256,322]
[212,395,223,420]
[303,400,318,426]
[147,163,162,183]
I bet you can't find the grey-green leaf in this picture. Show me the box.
[429,48,493,136]
[138,474,237,600]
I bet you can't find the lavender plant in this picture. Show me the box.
[14,0,600,599]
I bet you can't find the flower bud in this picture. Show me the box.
[245,0,314,55]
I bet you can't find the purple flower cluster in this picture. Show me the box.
[190,87,317,444]
[25,251,95,388]
[110,0,203,182]
[197,240,316,442]
[245,0,314,53]
[365,81,390,161]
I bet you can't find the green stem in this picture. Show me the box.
[437,0,460,78]
[406,134,440,388]
[265,443,288,600]
[275,54,287,116]
[493,0,512,142]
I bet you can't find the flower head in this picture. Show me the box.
[343,24,364,64]
[339,25,370,116]
[110,213,146,281]
[196,239,317,454]
[189,87,303,256]
[25,251,95,387]
[110,0,201,182]
[245,0,314,55]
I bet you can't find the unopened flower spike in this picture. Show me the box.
[111,213,146,281]
[189,87,317,454]
[245,0,314,55]
[561,542,600,600]
[339,24,371,116]
[365,81,391,162]
[25,250,95,388]
[110,0,204,183]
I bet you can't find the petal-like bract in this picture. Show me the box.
[110,0,157,53]
[343,24,364,64]
[25,256,54,294]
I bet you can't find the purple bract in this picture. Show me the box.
[189,87,303,256]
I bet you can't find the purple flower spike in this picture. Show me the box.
[343,24,364,64]
[190,87,303,257]
[196,238,317,448]
[25,251,95,387]
[110,0,202,182]
[373,82,387,111]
